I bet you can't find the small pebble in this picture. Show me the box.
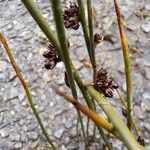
[134,106,144,119]
[144,123,150,130]
[9,133,21,142]
[30,140,38,148]
[0,129,9,138]
[15,142,22,149]
[141,22,150,33]
[54,128,64,139]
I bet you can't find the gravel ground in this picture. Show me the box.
[0,0,150,149]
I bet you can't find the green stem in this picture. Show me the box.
[113,0,132,129]
[86,86,143,150]
[50,0,77,98]
[87,0,97,139]
[87,0,96,79]
[50,0,87,144]
[77,0,95,69]
[0,33,55,150]
[116,90,141,136]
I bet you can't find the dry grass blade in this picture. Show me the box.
[53,86,118,136]
[114,0,132,129]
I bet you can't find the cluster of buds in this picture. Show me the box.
[94,68,118,98]
[43,42,61,70]
[137,136,145,147]
[63,2,80,30]
[94,33,103,47]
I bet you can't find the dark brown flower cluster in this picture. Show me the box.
[137,136,145,147]
[94,68,118,98]
[94,33,103,47]
[63,2,80,30]
[43,42,61,70]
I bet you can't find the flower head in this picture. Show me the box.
[137,136,145,147]
[94,68,118,98]
[63,2,80,30]
[94,33,103,47]
[43,42,61,70]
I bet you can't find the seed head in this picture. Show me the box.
[94,33,103,47]
[94,68,118,98]
[137,136,145,147]
[63,2,80,30]
[43,42,61,70]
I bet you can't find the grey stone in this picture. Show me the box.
[64,120,73,129]
[145,4,150,11]
[0,61,7,72]
[9,133,21,142]
[134,106,145,119]
[0,129,9,138]
[18,93,25,101]
[144,122,150,130]
[144,67,150,80]
[141,22,150,33]
[28,131,38,140]
[143,91,150,99]
[141,98,150,112]
[61,145,67,150]
[15,142,22,149]
[70,127,76,137]
[30,140,38,148]
[54,128,64,139]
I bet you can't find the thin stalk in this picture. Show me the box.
[0,33,55,150]
[87,0,96,79]
[86,86,143,150]
[77,0,95,69]
[50,0,87,144]
[116,90,141,136]
[114,0,132,129]
[86,118,90,142]
[87,0,97,138]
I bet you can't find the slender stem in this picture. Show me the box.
[86,118,90,142]
[87,0,96,80]
[87,0,97,138]
[50,0,87,144]
[86,86,143,150]
[0,33,55,149]
[77,0,95,69]
[113,0,132,129]
[51,0,76,98]
[116,90,141,136]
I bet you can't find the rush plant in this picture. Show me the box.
[0,0,145,149]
